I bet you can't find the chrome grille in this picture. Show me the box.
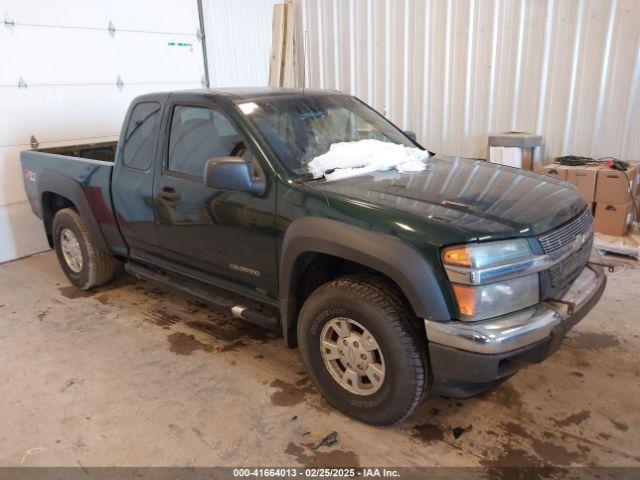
[547,239,593,287]
[539,208,593,290]
[539,208,593,253]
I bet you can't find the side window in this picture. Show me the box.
[168,106,247,178]
[122,102,161,170]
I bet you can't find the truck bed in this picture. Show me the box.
[37,141,117,163]
[20,142,127,256]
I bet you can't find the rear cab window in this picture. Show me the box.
[122,102,161,170]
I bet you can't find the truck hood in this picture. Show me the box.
[315,155,586,239]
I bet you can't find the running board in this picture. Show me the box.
[124,261,279,330]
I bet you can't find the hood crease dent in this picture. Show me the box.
[315,156,587,239]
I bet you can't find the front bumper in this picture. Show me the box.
[425,263,606,398]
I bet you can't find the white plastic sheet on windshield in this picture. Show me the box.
[308,139,428,181]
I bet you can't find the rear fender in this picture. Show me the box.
[38,170,109,252]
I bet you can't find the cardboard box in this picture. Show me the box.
[594,165,638,204]
[565,166,602,203]
[594,201,634,236]
[537,164,569,180]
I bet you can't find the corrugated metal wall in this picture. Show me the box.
[299,0,640,163]
[201,0,279,87]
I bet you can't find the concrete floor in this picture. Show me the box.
[0,251,639,468]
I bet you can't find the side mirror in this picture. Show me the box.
[204,157,266,196]
[404,130,417,142]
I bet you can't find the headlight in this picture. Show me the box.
[443,239,532,269]
[451,274,539,321]
[443,239,540,321]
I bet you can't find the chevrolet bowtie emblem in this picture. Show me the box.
[574,229,591,249]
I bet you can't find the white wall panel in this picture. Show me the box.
[0,146,32,206]
[0,201,50,264]
[2,0,200,33]
[0,0,206,263]
[0,29,203,86]
[201,0,279,87]
[0,83,203,147]
[299,0,640,163]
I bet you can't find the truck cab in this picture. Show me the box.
[113,91,280,304]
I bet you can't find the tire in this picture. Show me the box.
[297,275,428,426]
[52,208,118,290]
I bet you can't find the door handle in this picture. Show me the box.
[157,187,181,201]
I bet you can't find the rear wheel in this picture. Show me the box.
[52,208,118,290]
[297,275,428,426]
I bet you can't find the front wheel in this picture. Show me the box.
[52,208,118,290]
[297,275,428,426]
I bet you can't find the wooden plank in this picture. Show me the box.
[269,2,297,88]
[282,2,295,87]
[269,4,286,87]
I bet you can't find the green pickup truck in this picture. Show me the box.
[20,88,606,425]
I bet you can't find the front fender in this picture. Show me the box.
[279,217,452,346]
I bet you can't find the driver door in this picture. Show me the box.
[153,102,278,301]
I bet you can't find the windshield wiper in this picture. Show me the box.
[293,173,331,206]
[294,172,323,183]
